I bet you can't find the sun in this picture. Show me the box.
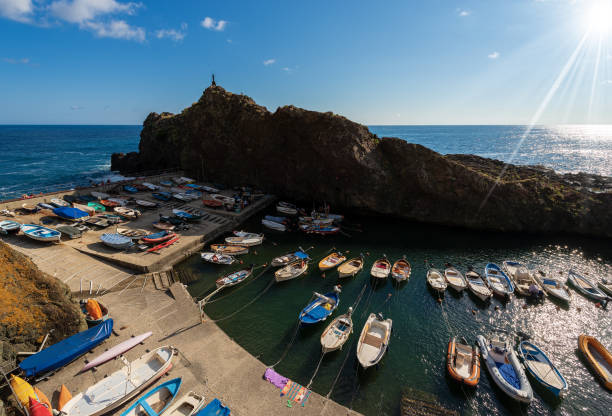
[585,1,612,34]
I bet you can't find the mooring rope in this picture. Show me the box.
[269,317,303,368]
[200,264,271,304]
[201,277,276,323]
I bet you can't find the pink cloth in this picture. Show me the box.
[264,368,289,389]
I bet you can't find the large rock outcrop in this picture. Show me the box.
[112,85,612,238]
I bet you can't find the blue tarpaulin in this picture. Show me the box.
[19,319,113,377]
[497,362,520,389]
[195,399,230,416]
[295,252,308,259]
[52,206,89,220]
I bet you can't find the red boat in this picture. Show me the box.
[142,231,176,244]
[147,236,179,252]
[203,199,223,208]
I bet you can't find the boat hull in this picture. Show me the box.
[578,335,612,391]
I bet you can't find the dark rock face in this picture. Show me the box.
[112,85,612,238]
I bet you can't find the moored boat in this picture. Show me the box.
[271,249,309,267]
[426,268,447,293]
[319,251,346,271]
[299,223,340,235]
[599,278,612,297]
[142,182,160,191]
[337,255,364,278]
[370,255,391,280]
[215,266,254,288]
[114,206,140,219]
[485,263,514,298]
[391,256,411,282]
[447,337,480,387]
[99,199,121,208]
[444,266,467,292]
[21,203,39,213]
[519,341,568,397]
[262,219,286,231]
[276,202,298,215]
[299,286,341,324]
[503,260,544,299]
[91,191,109,200]
[465,268,493,302]
[356,313,392,369]
[202,198,223,208]
[81,331,152,372]
[0,219,21,234]
[578,334,612,391]
[201,252,235,265]
[532,270,570,303]
[61,346,175,416]
[20,224,61,242]
[119,377,182,416]
[152,192,172,201]
[123,185,138,193]
[567,270,608,302]
[320,307,353,354]
[210,244,248,255]
[225,235,263,246]
[477,334,533,403]
[275,259,308,282]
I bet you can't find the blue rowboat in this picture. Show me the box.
[519,341,568,398]
[0,220,21,234]
[152,192,171,201]
[52,206,90,221]
[19,319,113,377]
[195,399,230,416]
[299,288,341,325]
[567,270,608,302]
[484,263,514,298]
[172,209,202,221]
[120,377,182,416]
[20,224,61,242]
[124,185,138,193]
[100,233,134,250]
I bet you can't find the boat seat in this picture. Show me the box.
[363,333,384,348]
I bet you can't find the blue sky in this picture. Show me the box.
[1,0,611,124]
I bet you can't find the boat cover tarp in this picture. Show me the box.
[19,319,113,377]
[295,252,308,259]
[496,362,520,389]
[195,398,230,416]
[52,207,89,220]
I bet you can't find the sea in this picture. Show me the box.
[1,124,611,415]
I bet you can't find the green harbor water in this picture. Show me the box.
[177,214,612,416]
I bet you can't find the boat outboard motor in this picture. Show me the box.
[376,312,384,321]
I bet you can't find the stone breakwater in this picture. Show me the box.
[112,85,612,238]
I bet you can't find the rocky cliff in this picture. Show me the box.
[112,85,612,238]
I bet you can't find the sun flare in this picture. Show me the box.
[585,1,612,34]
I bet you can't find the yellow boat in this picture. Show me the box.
[338,256,364,278]
[10,374,37,409]
[318,252,346,271]
[578,334,612,391]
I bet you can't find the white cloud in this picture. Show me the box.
[488,51,500,59]
[3,57,30,64]
[49,0,141,24]
[156,23,187,42]
[83,19,145,41]
[458,9,470,17]
[0,0,33,22]
[263,58,276,66]
[201,16,227,31]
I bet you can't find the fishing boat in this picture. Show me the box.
[426,268,447,293]
[0,220,21,234]
[225,235,263,247]
[532,270,571,303]
[215,266,254,288]
[173,209,202,221]
[201,185,219,193]
[598,278,612,297]
[147,236,179,253]
[262,219,286,231]
[211,194,235,205]
[53,206,90,221]
[271,250,309,267]
[116,227,149,239]
[80,298,109,325]
[136,199,158,208]
[114,206,141,219]
[91,191,109,200]
[320,307,353,353]
[441,266,467,292]
[99,199,121,208]
[142,231,176,244]
[485,263,514,298]
[319,251,347,271]
[276,202,297,215]
[100,233,134,250]
[161,391,206,416]
[201,252,235,265]
[152,221,175,231]
[465,268,493,302]
[503,261,544,299]
[519,341,568,398]
[447,337,480,387]
[61,346,175,416]
[298,216,334,226]
[38,202,55,210]
[21,203,39,213]
[370,256,391,280]
[50,198,70,207]
[275,259,308,282]
[299,223,340,235]
[202,198,223,208]
[477,334,533,403]
[19,320,113,378]
[210,244,248,255]
[123,185,138,193]
[152,192,172,201]
[357,313,392,369]
[337,255,364,278]
[142,182,160,191]
[81,332,152,372]
[232,230,261,238]
[299,286,341,324]
[85,216,110,228]
[20,224,61,242]
[173,176,195,184]
[119,377,182,416]
[578,335,612,391]
[567,270,608,302]
[391,256,411,282]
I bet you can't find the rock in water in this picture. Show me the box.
[111,85,611,237]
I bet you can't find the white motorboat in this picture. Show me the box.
[356,313,392,369]
[320,308,353,354]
